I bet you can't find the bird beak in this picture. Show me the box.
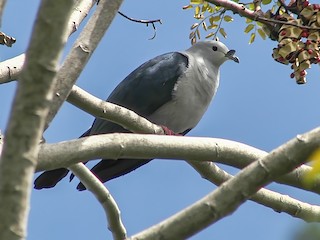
[225,50,239,63]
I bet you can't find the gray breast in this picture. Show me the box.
[148,55,220,133]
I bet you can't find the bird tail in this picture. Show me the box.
[33,128,91,190]
[76,159,151,191]
[34,168,69,189]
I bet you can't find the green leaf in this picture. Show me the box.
[207,5,214,13]
[190,0,204,4]
[202,21,208,31]
[182,5,193,10]
[219,28,227,38]
[223,15,233,22]
[195,5,200,15]
[262,0,272,5]
[205,32,215,39]
[196,29,201,39]
[256,21,264,27]
[209,15,221,24]
[244,24,254,33]
[249,32,255,44]
[245,17,253,23]
[189,31,195,39]
[257,28,266,40]
[191,37,197,45]
[248,3,254,10]
[191,23,199,30]
[201,4,208,13]
[208,23,218,29]
[304,148,320,185]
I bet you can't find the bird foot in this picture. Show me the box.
[160,126,181,136]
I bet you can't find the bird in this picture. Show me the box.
[34,40,239,191]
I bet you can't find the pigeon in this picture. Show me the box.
[34,40,239,190]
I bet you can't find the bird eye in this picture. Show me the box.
[212,46,218,51]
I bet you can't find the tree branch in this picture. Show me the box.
[189,161,320,222]
[68,163,127,240]
[206,0,320,30]
[0,54,25,83]
[0,0,75,239]
[129,128,320,239]
[117,11,162,40]
[68,85,164,134]
[0,130,3,157]
[45,0,124,129]
[0,0,97,84]
[67,0,97,35]
[36,128,319,193]
[36,134,258,171]
[47,85,320,195]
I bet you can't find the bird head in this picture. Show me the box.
[187,40,239,66]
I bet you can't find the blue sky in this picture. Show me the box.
[1,0,320,239]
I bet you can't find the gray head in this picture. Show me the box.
[186,40,239,66]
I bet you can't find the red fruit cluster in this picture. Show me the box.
[270,0,320,84]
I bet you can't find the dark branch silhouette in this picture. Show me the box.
[118,11,162,40]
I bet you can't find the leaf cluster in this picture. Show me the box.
[184,1,235,44]
[184,0,320,84]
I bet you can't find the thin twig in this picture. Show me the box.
[69,163,127,240]
[118,11,162,40]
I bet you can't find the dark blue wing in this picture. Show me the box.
[90,52,188,134]
[108,52,188,116]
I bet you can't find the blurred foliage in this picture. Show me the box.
[183,0,320,84]
[293,223,320,240]
[184,1,238,43]
[304,148,320,186]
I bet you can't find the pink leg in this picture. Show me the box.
[160,125,181,136]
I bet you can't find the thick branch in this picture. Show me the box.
[206,0,257,20]
[189,161,320,222]
[130,128,320,239]
[68,163,127,240]
[206,0,320,30]
[68,85,164,134]
[36,134,263,171]
[41,85,320,194]
[0,1,75,239]
[0,130,3,157]
[36,130,319,192]
[34,84,320,194]
[45,0,124,129]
